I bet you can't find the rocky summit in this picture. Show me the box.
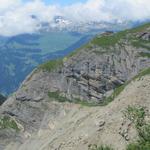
[0,23,150,150]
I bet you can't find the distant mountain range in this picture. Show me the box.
[34,15,144,33]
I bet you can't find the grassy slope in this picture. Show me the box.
[91,23,150,47]
[39,59,63,72]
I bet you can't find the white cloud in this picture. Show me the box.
[0,0,20,13]
[106,0,150,21]
[63,0,113,23]
[0,0,149,36]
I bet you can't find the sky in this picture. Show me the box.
[0,0,150,36]
[44,0,87,5]
[22,0,87,5]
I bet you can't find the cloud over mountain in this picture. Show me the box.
[0,0,149,36]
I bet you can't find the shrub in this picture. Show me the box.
[0,116,19,131]
[125,106,150,150]
[127,142,150,150]
[123,105,145,127]
[138,124,150,143]
[126,143,140,150]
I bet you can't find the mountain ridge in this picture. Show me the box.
[0,23,150,150]
[17,23,150,105]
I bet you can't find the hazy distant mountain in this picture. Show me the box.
[37,15,139,33]
[0,31,91,95]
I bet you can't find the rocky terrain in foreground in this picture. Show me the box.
[0,23,150,150]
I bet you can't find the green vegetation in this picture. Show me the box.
[132,40,150,50]
[138,52,150,58]
[138,124,150,143]
[124,106,150,150]
[39,59,63,72]
[0,116,19,131]
[91,30,128,47]
[110,83,126,99]
[127,142,150,150]
[130,23,150,33]
[48,91,99,107]
[48,91,70,103]
[133,68,150,80]
[90,23,150,48]
[123,106,145,127]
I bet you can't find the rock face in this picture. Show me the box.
[16,46,149,104]
[0,23,150,150]
[138,31,150,40]
[15,24,150,104]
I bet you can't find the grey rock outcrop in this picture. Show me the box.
[15,41,150,104]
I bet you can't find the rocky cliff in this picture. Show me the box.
[15,23,150,104]
[0,23,150,150]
